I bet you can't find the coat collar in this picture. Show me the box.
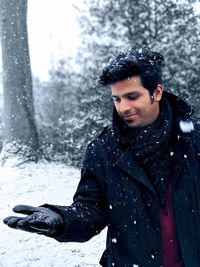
[116,147,157,195]
[162,91,194,120]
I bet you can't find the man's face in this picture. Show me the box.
[111,76,163,129]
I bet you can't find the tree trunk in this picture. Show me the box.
[0,0,39,165]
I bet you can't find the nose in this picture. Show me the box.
[119,99,132,114]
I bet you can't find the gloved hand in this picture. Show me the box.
[3,205,64,236]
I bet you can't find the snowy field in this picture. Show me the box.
[0,160,106,267]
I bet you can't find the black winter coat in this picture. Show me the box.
[45,91,200,267]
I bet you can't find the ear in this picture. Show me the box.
[153,84,163,101]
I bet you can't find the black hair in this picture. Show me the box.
[99,49,164,95]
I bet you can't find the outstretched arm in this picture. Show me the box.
[3,143,107,242]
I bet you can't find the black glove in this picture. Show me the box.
[3,205,64,236]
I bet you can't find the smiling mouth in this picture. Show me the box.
[123,113,138,119]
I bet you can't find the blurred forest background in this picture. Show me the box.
[0,0,200,167]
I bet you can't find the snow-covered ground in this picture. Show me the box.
[0,160,106,267]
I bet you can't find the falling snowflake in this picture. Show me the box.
[179,120,194,133]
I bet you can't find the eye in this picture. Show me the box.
[128,95,139,101]
[112,97,120,103]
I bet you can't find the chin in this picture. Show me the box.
[125,122,141,129]
[130,125,143,129]
[125,119,146,129]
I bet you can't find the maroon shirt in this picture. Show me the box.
[160,183,184,267]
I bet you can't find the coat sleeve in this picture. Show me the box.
[42,143,108,243]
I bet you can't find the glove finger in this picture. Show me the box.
[3,216,15,225]
[17,220,50,234]
[3,216,24,228]
[17,220,38,233]
[13,205,36,215]
[29,220,50,232]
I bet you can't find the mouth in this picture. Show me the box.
[123,113,138,119]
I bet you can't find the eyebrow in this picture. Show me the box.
[112,91,142,98]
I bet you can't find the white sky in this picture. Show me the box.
[28,0,84,80]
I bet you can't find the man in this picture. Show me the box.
[4,49,200,267]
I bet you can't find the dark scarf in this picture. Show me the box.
[113,98,174,214]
